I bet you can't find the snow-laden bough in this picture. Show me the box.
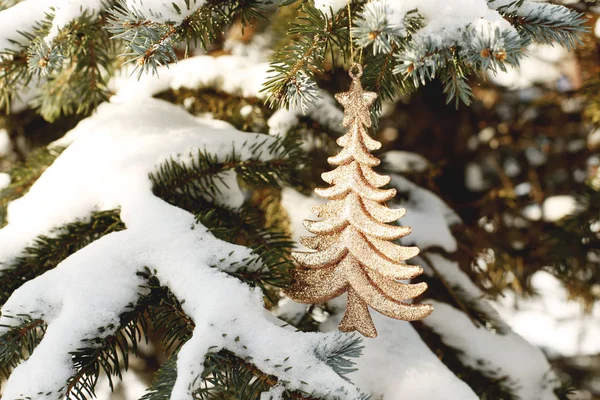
[0,98,360,399]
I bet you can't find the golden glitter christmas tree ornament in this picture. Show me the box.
[285,64,433,338]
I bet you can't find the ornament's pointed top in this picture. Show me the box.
[335,63,378,128]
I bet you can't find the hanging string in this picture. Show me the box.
[347,1,365,66]
[347,1,355,65]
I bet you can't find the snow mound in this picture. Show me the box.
[494,271,600,358]
[112,54,343,136]
[0,0,105,51]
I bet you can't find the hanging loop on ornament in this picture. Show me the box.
[349,63,363,80]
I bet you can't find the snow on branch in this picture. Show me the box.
[490,0,588,48]
[0,0,105,52]
[425,301,562,400]
[0,98,363,399]
[0,0,114,120]
[111,54,344,136]
[267,0,586,109]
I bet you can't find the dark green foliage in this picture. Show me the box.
[0,209,125,306]
[150,137,306,300]
[493,1,588,49]
[197,350,279,400]
[262,3,351,111]
[141,352,178,400]
[108,0,266,77]
[0,34,32,114]
[261,1,587,110]
[543,184,600,306]
[52,268,189,399]
[64,271,156,400]
[0,316,46,379]
[31,11,117,121]
[0,0,597,397]
[142,349,310,400]
[1,4,119,121]
[553,380,578,400]
[151,136,304,201]
[314,333,363,381]
[1,0,589,117]
[142,338,365,400]
[198,204,297,303]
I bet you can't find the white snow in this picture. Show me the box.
[0,98,360,399]
[0,0,52,51]
[112,55,271,102]
[389,174,460,252]
[260,384,285,400]
[542,195,577,222]
[46,0,105,42]
[0,173,10,190]
[0,0,105,51]
[589,128,600,148]
[387,0,515,48]
[383,151,429,173]
[522,204,543,221]
[324,299,479,400]
[425,301,561,400]
[112,54,343,137]
[465,162,487,191]
[314,0,348,15]
[267,109,300,137]
[239,104,254,118]
[0,128,11,156]
[494,271,600,358]
[125,0,205,22]
[489,44,568,89]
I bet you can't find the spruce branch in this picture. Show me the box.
[197,204,296,302]
[142,338,365,400]
[0,210,125,306]
[150,138,304,301]
[263,3,350,111]
[491,0,588,49]
[150,136,303,202]
[62,269,181,400]
[313,333,363,382]
[31,11,116,121]
[0,37,34,113]
[0,316,46,379]
[108,0,266,77]
[352,0,406,55]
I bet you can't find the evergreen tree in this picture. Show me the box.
[0,0,596,399]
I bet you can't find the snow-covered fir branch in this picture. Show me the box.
[0,0,595,398]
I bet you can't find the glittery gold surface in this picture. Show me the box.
[284,64,433,338]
